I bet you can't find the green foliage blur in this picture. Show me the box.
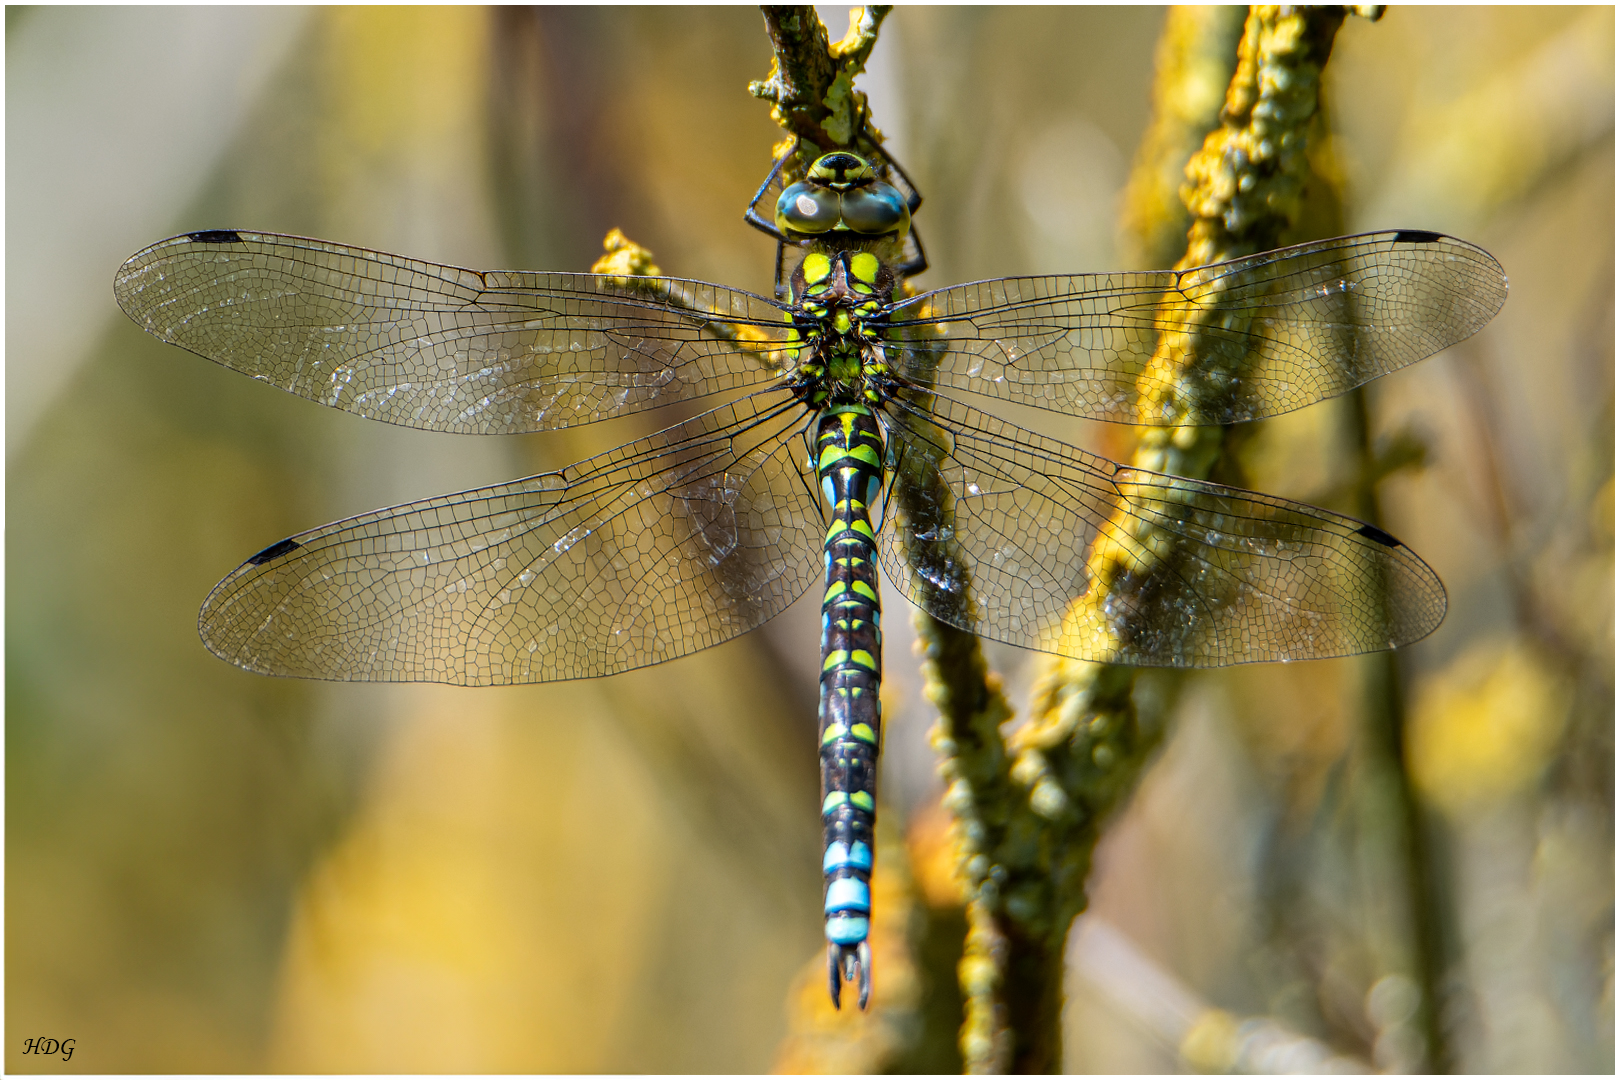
[7,7,1611,1072]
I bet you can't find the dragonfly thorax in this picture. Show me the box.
[790,250,896,406]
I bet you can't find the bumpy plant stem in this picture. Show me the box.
[993,7,1373,1073]
[757,6,1381,1073]
[751,5,891,153]
[1119,5,1249,271]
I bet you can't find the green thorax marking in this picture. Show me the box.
[789,249,899,408]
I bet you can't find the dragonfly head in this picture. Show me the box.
[776,152,911,241]
[805,151,877,191]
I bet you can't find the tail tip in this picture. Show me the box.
[826,942,872,1010]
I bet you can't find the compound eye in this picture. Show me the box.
[776,182,842,234]
[839,183,910,236]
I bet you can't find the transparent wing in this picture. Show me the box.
[878,394,1446,667]
[199,392,823,684]
[885,231,1507,425]
[115,231,796,434]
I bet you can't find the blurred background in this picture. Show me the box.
[6,6,1611,1072]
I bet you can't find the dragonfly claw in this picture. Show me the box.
[827,941,872,1010]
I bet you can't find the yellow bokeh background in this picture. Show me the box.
[7,7,1611,1072]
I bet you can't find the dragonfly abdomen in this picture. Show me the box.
[814,404,885,1010]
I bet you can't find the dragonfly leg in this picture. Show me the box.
[743,137,797,243]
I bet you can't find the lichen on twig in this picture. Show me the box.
[750,5,891,154]
[976,7,1371,1073]
[757,6,1377,1073]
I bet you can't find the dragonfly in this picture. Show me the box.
[114,141,1506,1010]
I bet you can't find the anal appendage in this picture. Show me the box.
[828,941,872,1010]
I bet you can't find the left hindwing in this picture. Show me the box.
[199,391,824,685]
